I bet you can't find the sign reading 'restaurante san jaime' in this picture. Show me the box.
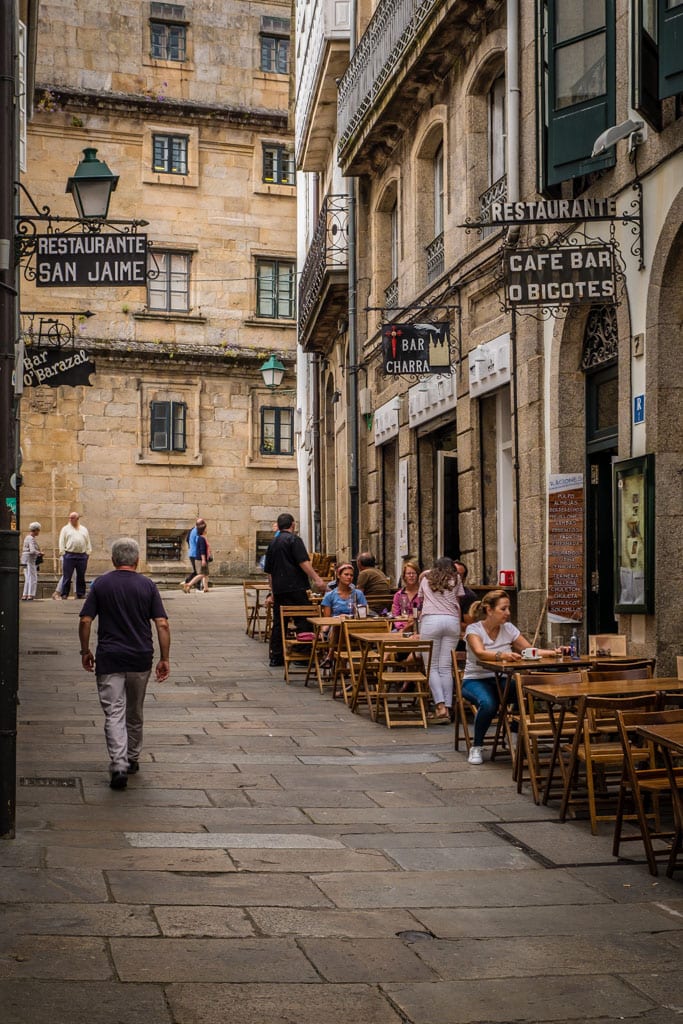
[35,233,148,287]
[382,322,451,375]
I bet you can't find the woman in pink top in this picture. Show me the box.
[417,557,465,722]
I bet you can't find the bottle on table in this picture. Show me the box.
[569,627,580,660]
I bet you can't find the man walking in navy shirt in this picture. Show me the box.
[79,537,171,789]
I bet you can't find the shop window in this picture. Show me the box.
[152,134,188,175]
[256,259,295,319]
[262,143,295,185]
[150,3,187,61]
[150,400,187,451]
[146,528,186,561]
[538,0,616,188]
[260,406,294,455]
[147,250,191,312]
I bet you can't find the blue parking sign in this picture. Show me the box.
[633,394,645,423]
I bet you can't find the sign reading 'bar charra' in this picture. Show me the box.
[490,197,617,224]
[382,322,450,375]
[505,245,615,305]
[35,233,148,287]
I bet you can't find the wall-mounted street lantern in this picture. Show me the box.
[65,148,119,220]
[260,354,286,389]
[15,147,149,287]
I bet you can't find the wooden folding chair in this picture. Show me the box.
[560,692,659,834]
[364,592,395,615]
[613,708,683,875]
[279,603,316,684]
[513,672,582,805]
[373,637,433,728]
[451,650,504,757]
[333,618,390,706]
[586,665,654,682]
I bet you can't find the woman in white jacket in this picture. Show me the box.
[21,522,42,601]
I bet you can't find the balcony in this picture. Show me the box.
[295,0,351,171]
[298,194,350,352]
[337,0,503,174]
[384,278,399,312]
[425,232,444,283]
[479,174,507,239]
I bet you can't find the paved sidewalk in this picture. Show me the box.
[1,586,681,1023]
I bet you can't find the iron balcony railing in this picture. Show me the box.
[298,193,350,337]
[337,0,441,159]
[425,232,444,282]
[479,174,507,238]
[384,277,399,311]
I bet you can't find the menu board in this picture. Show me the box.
[548,474,584,623]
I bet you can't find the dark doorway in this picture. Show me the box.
[586,363,618,634]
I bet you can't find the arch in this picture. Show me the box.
[412,109,447,291]
[644,185,683,674]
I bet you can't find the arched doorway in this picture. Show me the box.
[582,305,618,634]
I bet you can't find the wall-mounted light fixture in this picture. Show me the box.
[65,148,119,220]
[260,354,286,389]
[331,389,342,403]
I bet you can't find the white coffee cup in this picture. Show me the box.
[521,647,540,660]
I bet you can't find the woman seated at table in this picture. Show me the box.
[319,563,369,668]
[462,589,559,766]
[391,560,421,621]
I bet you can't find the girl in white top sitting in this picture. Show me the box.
[462,589,558,765]
[417,557,465,722]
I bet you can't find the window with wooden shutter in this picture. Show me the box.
[659,0,683,98]
[540,0,616,188]
[150,401,187,451]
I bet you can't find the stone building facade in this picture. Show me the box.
[18,0,299,580]
[296,0,683,670]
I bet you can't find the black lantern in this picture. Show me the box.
[66,148,119,219]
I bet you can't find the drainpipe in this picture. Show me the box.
[346,6,359,561]
[507,0,522,592]
[312,353,322,553]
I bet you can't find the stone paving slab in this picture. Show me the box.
[0,935,111,980]
[106,870,334,908]
[45,847,236,871]
[384,845,539,871]
[109,936,320,983]
[312,868,611,909]
[217,787,379,808]
[410,901,683,938]
[0,980,172,1024]
[248,907,420,937]
[0,867,108,903]
[304,806,500,825]
[341,828,490,849]
[165,982,403,1024]
[227,848,396,873]
[124,831,345,849]
[500,819,627,865]
[300,936,438,983]
[153,907,255,937]
[382,975,654,1023]
[565,863,683,902]
[410,931,681,979]
[0,903,159,936]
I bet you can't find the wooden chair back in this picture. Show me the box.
[279,603,316,684]
[513,671,583,804]
[333,618,391,704]
[364,591,395,614]
[589,633,627,657]
[372,637,433,729]
[590,659,656,674]
[586,665,653,682]
[613,707,683,875]
[560,691,659,834]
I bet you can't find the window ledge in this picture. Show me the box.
[254,71,289,81]
[254,183,296,198]
[136,453,204,466]
[246,456,297,470]
[244,317,296,329]
[142,171,199,188]
[134,312,207,323]
[142,57,196,72]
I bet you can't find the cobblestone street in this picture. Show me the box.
[1,586,682,1023]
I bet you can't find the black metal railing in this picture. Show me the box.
[298,193,350,336]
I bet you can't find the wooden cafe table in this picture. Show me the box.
[523,675,683,806]
[636,722,683,877]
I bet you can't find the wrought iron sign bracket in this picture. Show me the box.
[20,309,96,349]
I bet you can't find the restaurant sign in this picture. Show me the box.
[34,233,148,287]
[22,346,95,388]
[382,322,450,375]
[505,244,616,307]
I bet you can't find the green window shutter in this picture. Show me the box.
[545,0,616,188]
[660,0,683,99]
[632,1,662,130]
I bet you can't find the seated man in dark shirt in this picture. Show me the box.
[355,552,391,596]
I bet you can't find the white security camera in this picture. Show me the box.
[591,118,646,158]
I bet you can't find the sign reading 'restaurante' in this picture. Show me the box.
[489,197,618,224]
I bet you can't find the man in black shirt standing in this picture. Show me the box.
[264,513,325,667]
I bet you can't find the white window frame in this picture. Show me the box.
[496,386,516,575]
